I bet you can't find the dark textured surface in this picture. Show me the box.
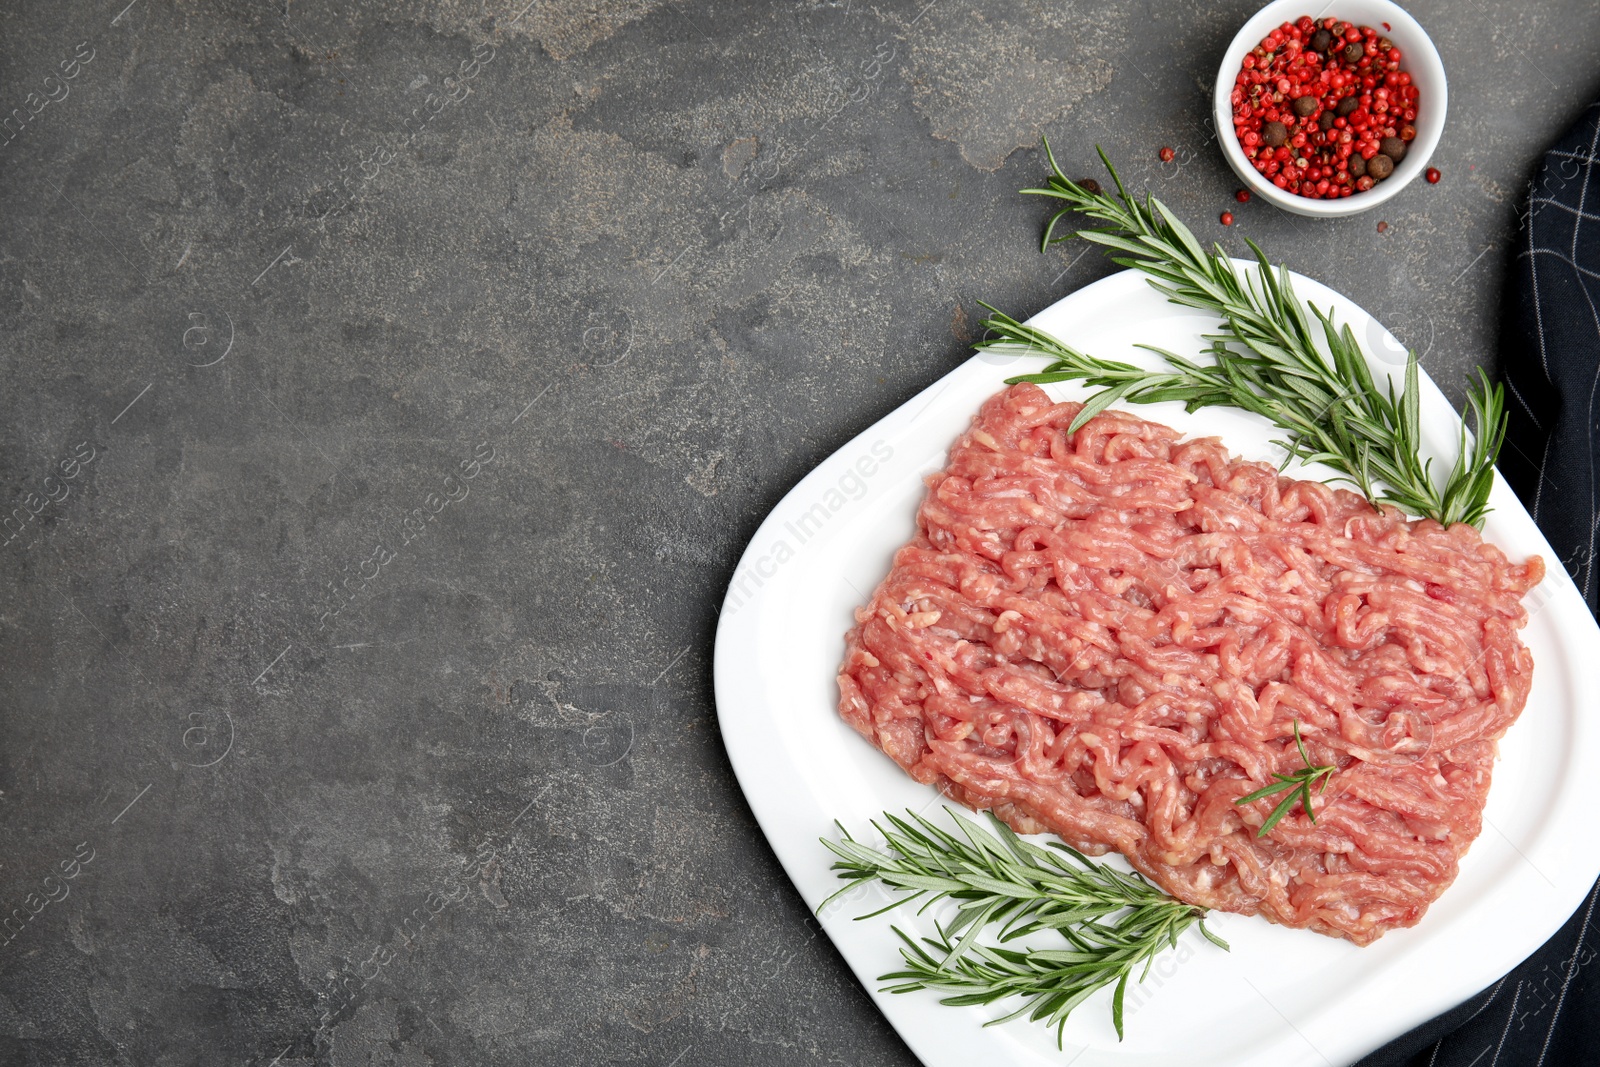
[1,2,1597,1064]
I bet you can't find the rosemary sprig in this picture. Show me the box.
[1233,721,1337,837]
[974,140,1507,528]
[821,809,1226,1043]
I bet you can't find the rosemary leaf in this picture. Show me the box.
[980,142,1508,529]
[821,809,1225,1044]
[1234,721,1337,838]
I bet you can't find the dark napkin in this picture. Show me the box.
[1355,100,1600,1067]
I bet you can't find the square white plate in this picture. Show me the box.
[713,267,1600,1066]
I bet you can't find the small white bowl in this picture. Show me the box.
[1212,0,1447,218]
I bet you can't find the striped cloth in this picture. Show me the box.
[1357,100,1600,1067]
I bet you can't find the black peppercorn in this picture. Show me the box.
[1349,153,1367,178]
[1310,28,1333,52]
[1292,95,1319,118]
[1076,178,1102,195]
[1366,152,1394,180]
[1344,41,1364,65]
[1336,96,1360,118]
[1378,137,1406,163]
[1261,121,1289,148]
[1319,111,1336,132]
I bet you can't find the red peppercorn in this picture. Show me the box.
[1235,188,1251,203]
[1221,211,1235,226]
[1159,146,1175,162]
[1230,22,1416,202]
[1426,167,1441,184]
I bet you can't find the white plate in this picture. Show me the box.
[713,267,1600,1067]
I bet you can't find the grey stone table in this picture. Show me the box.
[1,2,1596,1064]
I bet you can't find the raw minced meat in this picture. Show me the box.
[838,383,1543,945]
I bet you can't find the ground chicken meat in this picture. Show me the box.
[838,383,1543,945]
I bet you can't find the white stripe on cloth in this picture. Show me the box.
[1535,880,1600,1067]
